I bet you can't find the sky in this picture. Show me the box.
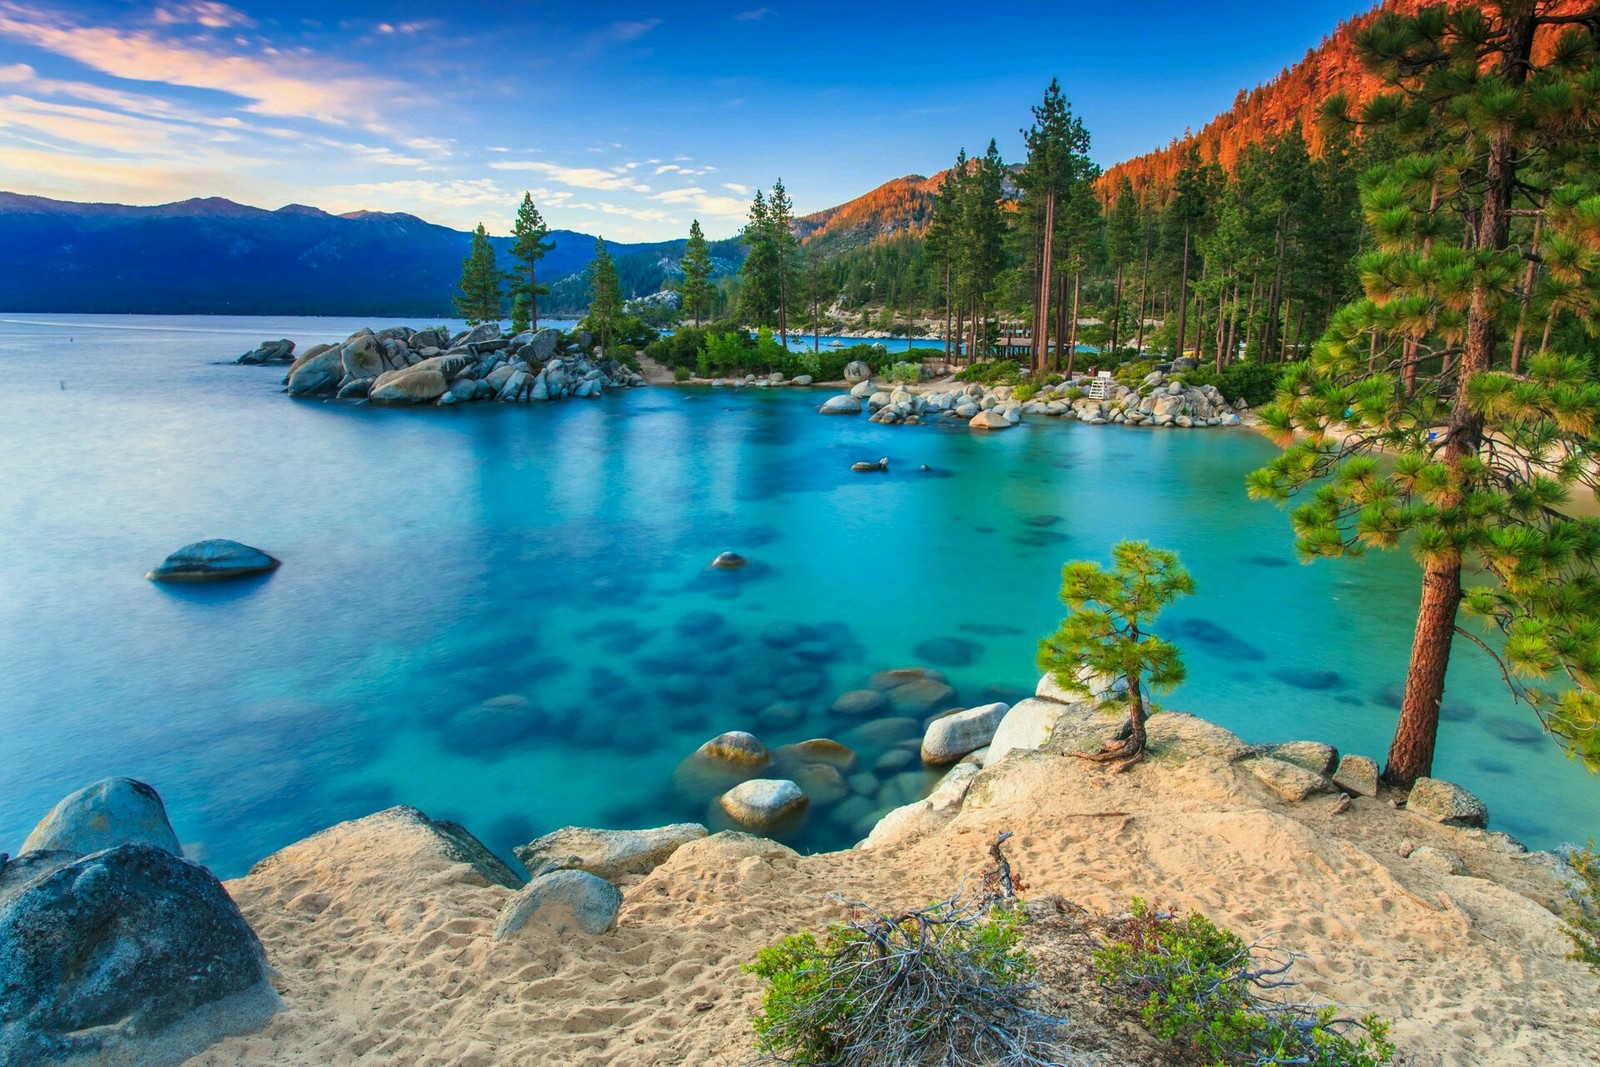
[0,1,1376,242]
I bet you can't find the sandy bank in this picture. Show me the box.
[193,710,1594,1067]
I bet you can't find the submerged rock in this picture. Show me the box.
[0,843,280,1067]
[494,869,621,939]
[719,779,808,829]
[512,824,708,881]
[147,539,279,582]
[710,551,747,570]
[697,731,769,766]
[21,777,181,857]
[851,457,888,472]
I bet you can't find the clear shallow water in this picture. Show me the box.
[1,314,1594,877]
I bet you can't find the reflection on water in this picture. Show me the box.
[0,314,1595,876]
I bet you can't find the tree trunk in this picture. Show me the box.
[1126,674,1147,753]
[1174,224,1190,360]
[1388,9,1532,787]
[1036,192,1056,372]
[530,265,540,331]
[1135,241,1151,356]
[1510,197,1547,374]
[943,262,953,361]
[1110,263,1125,354]
[1055,273,1070,373]
[1067,269,1082,367]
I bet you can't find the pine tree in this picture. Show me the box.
[509,192,554,333]
[1037,541,1194,770]
[680,219,712,328]
[768,178,802,346]
[453,222,502,326]
[1105,177,1141,355]
[585,237,624,354]
[1249,1,1600,786]
[1018,78,1094,371]
[925,153,965,360]
[739,189,779,328]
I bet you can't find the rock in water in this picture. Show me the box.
[147,540,279,582]
[719,779,808,829]
[818,394,861,415]
[710,551,747,570]
[513,824,707,881]
[851,457,888,472]
[235,339,294,365]
[921,702,1009,765]
[0,843,280,1066]
[22,777,181,856]
[494,869,622,939]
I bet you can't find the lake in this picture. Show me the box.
[1,314,1593,877]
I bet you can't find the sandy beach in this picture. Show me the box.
[190,707,1595,1067]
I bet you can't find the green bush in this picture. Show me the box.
[881,361,924,385]
[1113,359,1155,388]
[1095,899,1394,1066]
[672,366,691,382]
[1012,381,1041,402]
[1562,839,1600,974]
[746,897,1070,1066]
[1183,360,1293,407]
[955,359,1024,385]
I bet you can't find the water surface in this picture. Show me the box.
[1,314,1593,876]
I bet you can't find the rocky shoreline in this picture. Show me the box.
[4,668,1590,1066]
[237,323,646,405]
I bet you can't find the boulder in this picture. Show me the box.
[793,374,814,385]
[1247,757,1335,803]
[819,394,862,415]
[861,763,980,849]
[369,357,453,404]
[247,806,524,890]
[829,689,889,719]
[1406,778,1489,828]
[526,328,561,363]
[710,551,747,570]
[791,763,849,805]
[843,360,872,384]
[773,738,859,773]
[1260,741,1339,776]
[986,698,1084,765]
[851,458,889,472]
[969,410,1012,430]
[494,869,621,939]
[697,731,769,766]
[719,779,808,830]
[886,677,958,716]
[921,702,1009,766]
[340,335,384,379]
[512,824,707,881]
[285,345,345,397]
[0,844,279,1067]
[21,777,180,857]
[147,539,278,582]
[235,338,293,365]
[1333,754,1380,797]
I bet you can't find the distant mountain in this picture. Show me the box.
[0,193,622,316]
[795,173,943,255]
[544,236,746,316]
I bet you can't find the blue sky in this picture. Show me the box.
[0,1,1373,241]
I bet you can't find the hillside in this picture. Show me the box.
[0,194,614,316]
[1100,0,1591,199]
[795,173,944,256]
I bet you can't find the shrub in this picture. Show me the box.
[1012,381,1041,402]
[955,359,1024,385]
[745,835,1078,1067]
[1183,360,1293,407]
[672,366,691,382]
[881,361,924,385]
[1095,899,1395,1066]
[1113,359,1155,388]
[1561,839,1600,974]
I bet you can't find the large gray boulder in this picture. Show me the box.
[843,360,872,384]
[247,806,524,891]
[494,869,621,939]
[0,844,280,1066]
[285,345,344,397]
[147,540,279,582]
[235,339,293,365]
[526,328,561,363]
[921,702,1010,766]
[369,355,459,404]
[339,335,385,380]
[21,778,181,857]
[513,823,708,881]
[719,779,808,830]
[1406,778,1489,828]
[818,394,862,415]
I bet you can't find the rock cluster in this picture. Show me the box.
[278,323,647,405]
[824,367,1245,430]
[2,779,279,1067]
[234,339,294,365]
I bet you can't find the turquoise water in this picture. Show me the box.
[1,314,1594,877]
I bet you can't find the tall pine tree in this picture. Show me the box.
[679,219,712,328]
[585,237,624,354]
[509,192,554,334]
[453,222,502,326]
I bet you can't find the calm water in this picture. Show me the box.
[1,314,1594,877]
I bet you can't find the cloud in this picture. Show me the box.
[736,8,774,20]
[601,18,661,44]
[151,1,254,30]
[651,186,747,219]
[724,182,750,195]
[0,1,403,127]
[487,160,651,193]
[375,20,437,35]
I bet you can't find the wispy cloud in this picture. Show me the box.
[601,18,661,44]
[152,1,255,30]
[724,182,750,195]
[652,186,748,220]
[736,8,774,21]
[0,1,403,127]
[487,159,651,194]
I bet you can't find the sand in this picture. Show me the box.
[192,713,1596,1066]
